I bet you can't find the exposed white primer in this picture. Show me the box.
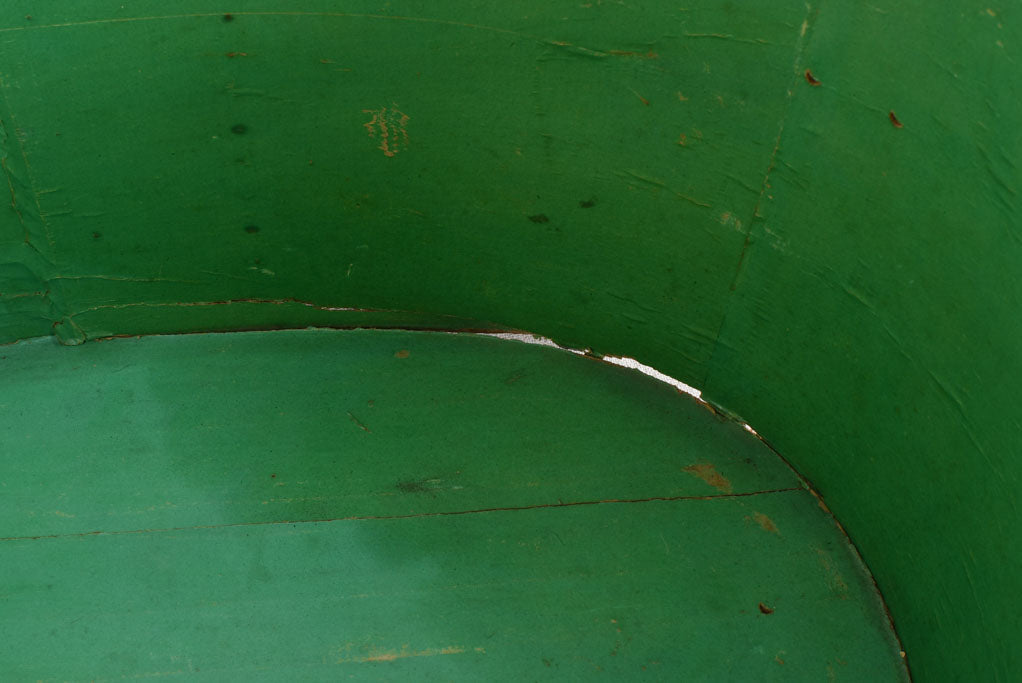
[479,332,762,436]
[480,332,701,397]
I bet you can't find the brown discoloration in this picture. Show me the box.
[683,463,733,494]
[804,69,821,86]
[889,110,904,128]
[816,548,850,598]
[528,214,550,223]
[751,511,779,534]
[225,52,248,58]
[394,349,410,358]
[758,602,775,614]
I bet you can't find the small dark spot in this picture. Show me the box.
[25,15,32,20]
[889,111,904,128]
[243,224,260,234]
[270,473,276,478]
[542,658,553,667]
[528,214,549,223]
[231,123,248,135]
[397,480,434,494]
[223,13,234,22]
[805,69,821,86]
[579,199,596,208]
[92,232,101,240]
[758,602,774,614]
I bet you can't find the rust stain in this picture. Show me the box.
[394,349,410,358]
[676,91,688,101]
[683,463,733,494]
[751,511,779,534]
[888,110,903,128]
[804,69,821,86]
[758,602,774,614]
[362,105,410,157]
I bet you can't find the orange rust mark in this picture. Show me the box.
[889,110,903,128]
[363,105,410,157]
[394,349,410,358]
[751,511,779,534]
[683,463,733,494]
[677,133,687,146]
[804,69,821,86]
[225,51,248,58]
[677,91,688,102]
[758,602,775,614]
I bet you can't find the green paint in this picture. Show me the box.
[1,329,906,680]
[0,1,1016,679]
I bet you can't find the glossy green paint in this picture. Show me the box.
[0,1,1017,680]
[1,329,907,680]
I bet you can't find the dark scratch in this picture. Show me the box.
[0,487,804,543]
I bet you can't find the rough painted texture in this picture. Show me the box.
[0,2,1017,680]
[0,329,908,680]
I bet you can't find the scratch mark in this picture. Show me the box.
[617,170,712,208]
[627,87,650,106]
[0,487,804,543]
[618,169,666,188]
[0,81,56,249]
[683,33,771,45]
[347,411,371,433]
[0,13,533,42]
[50,275,206,284]
[337,645,483,664]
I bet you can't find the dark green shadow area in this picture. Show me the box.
[0,329,907,680]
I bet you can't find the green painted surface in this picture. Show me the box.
[1,329,906,680]
[0,1,1017,680]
